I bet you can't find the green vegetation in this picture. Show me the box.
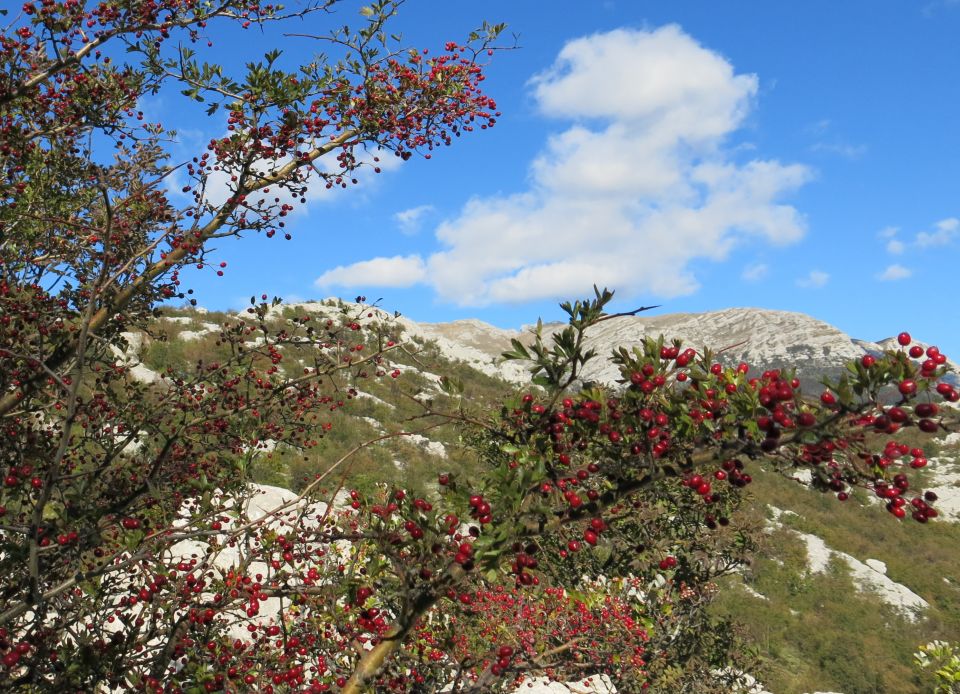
[915,641,960,693]
[140,306,960,693]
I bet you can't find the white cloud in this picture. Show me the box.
[316,26,811,305]
[805,119,865,159]
[886,239,905,255]
[393,204,435,235]
[916,216,959,247]
[805,119,832,136]
[923,0,960,17]
[797,270,829,288]
[876,264,912,281]
[437,28,810,304]
[810,141,867,159]
[741,263,769,282]
[878,226,899,239]
[314,255,426,289]
[530,26,757,135]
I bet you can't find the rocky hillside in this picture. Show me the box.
[414,305,958,390]
[132,300,960,694]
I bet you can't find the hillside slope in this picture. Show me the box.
[138,301,960,694]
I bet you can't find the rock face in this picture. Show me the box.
[535,307,957,387]
[565,307,866,385]
[404,306,955,387]
[417,318,519,358]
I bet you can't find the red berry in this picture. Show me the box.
[898,379,917,396]
[897,332,911,346]
[658,556,677,570]
[888,407,908,423]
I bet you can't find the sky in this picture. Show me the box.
[154,1,960,354]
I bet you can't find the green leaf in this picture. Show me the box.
[359,6,374,16]
[504,338,530,360]
[42,503,61,521]
[439,375,464,395]
[123,529,145,551]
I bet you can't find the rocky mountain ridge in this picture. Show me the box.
[315,302,957,387]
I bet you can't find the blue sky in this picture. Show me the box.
[160,1,960,354]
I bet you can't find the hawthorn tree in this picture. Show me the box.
[1,1,959,692]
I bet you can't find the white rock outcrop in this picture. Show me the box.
[767,506,928,620]
[923,433,960,523]
[403,433,447,459]
[109,331,161,384]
